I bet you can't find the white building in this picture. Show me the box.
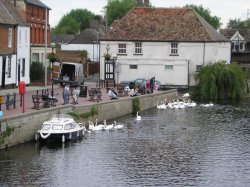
[100,7,231,88]
[0,0,30,89]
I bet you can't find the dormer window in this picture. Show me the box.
[231,41,245,52]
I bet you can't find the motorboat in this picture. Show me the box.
[36,114,86,143]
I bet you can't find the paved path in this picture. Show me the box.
[0,74,160,119]
[0,74,111,118]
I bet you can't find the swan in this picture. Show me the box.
[183,93,190,97]
[136,112,141,121]
[201,102,214,107]
[87,120,94,130]
[157,101,167,110]
[92,119,104,131]
[114,121,124,130]
[104,120,114,131]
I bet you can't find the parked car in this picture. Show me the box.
[120,78,161,90]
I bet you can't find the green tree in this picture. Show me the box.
[52,9,96,34]
[194,61,246,100]
[105,0,137,26]
[227,18,250,29]
[30,62,45,81]
[185,4,222,29]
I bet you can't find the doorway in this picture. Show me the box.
[1,56,6,89]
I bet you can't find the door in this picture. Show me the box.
[1,56,6,89]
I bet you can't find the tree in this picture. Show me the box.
[30,62,45,81]
[185,4,222,29]
[227,18,250,29]
[194,61,246,100]
[105,0,137,26]
[51,9,97,34]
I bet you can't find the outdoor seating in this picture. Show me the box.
[88,88,102,102]
[32,95,50,110]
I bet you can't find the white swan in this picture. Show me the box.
[92,119,104,131]
[88,120,94,130]
[114,121,124,130]
[183,93,190,97]
[157,101,167,110]
[136,112,141,120]
[201,102,214,107]
[104,120,114,130]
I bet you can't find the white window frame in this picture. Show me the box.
[8,28,12,48]
[118,43,127,54]
[134,42,142,54]
[7,56,11,78]
[232,41,245,52]
[170,42,178,55]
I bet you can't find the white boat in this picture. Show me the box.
[36,114,86,143]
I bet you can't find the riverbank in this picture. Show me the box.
[0,89,178,149]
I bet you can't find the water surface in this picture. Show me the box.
[0,98,250,186]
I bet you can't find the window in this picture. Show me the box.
[22,58,25,77]
[25,30,28,45]
[19,30,21,45]
[8,28,12,48]
[130,65,137,69]
[7,56,11,78]
[118,43,127,54]
[165,65,173,70]
[170,42,178,55]
[134,42,142,54]
[196,65,202,72]
[232,41,245,52]
[32,53,39,62]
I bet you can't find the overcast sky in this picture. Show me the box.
[42,0,250,28]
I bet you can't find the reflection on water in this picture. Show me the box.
[0,98,250,186]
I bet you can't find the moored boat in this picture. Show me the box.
[36,114,86,143]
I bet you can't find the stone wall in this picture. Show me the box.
[0,89,177,149]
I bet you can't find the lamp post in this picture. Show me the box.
[50,43,56,106]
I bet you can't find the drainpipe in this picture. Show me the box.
[187,60,190,89]
[203,42,206,66]
[44,8,48,86]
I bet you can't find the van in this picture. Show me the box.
[55,62,84,86]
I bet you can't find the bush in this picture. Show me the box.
[30,62,45,81]
[194,61,246,100]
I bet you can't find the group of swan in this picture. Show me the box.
[157,99,197,110]
[157,99,214,110]
[87,119,124,132]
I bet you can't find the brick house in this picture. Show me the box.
[99,7,231,87]
[10,0,52,64]
[0,0,30,89]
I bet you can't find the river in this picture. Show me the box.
[0,98,250,187]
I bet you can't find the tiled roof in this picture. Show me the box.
[105,7,227,42]
[51,34,75,44]
[70,29,100,44]
[25,0,50,10]
[220,28,250,42]
[0,0,26,25]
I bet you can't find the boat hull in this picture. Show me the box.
[37,129,85,143]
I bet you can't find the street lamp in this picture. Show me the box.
[50,42,56,106]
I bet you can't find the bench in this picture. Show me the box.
[32,95,50,110]
[88,88,102,102]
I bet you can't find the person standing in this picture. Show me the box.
[63,84,70,104]
[150,77,155,93]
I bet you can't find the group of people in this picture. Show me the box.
[63,83,79,105]
[130,76,156,97]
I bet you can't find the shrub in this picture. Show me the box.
[30,62,45,81]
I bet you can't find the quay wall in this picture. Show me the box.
[0,90,177,149]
